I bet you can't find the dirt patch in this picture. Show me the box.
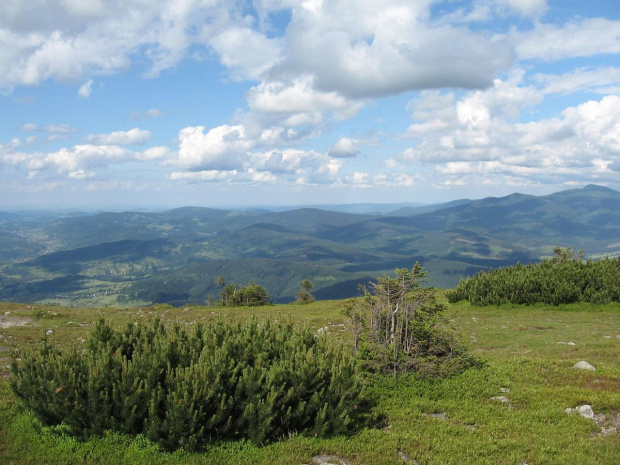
[517,326,554,331]
[0,314,32,329]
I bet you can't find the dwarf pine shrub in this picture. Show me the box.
[11,317,366,451]
[447,255,620,306]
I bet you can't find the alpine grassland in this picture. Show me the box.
[1,294,620,464]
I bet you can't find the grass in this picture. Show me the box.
[1,299,620,464]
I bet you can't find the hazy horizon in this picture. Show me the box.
[1,183,615,214]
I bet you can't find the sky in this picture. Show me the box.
[1,0,620,210]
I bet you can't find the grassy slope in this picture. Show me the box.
[1,299,620,464]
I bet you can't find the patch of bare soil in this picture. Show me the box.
[0,314,31,329]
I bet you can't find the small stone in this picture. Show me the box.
[500,387,510,393]
[567,342,576,346]
[312,456,347,465]
[430,412,446,420]
[577,405,595,419]
[490,396,510,404]
[604,335,612,339]
[573,361,596,371]
[45,329,53,336]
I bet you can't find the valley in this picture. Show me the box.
[0,184,618,307]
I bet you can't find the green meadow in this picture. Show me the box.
[1,299,620,464]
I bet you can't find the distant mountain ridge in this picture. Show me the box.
[0,185,618,306]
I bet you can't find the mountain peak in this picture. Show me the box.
[582,184,617,194]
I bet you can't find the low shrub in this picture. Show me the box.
[11,317,367,451]
[447,253,620,306]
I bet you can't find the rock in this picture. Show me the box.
[429,412,446,420]
[567,342,576,346]
[500,387,510,393]
[490,396,510,404]
[312,455,348,465]
[566,405,606,425]
[572,361,595,371]
[577,405,595,419]
[601,426,617,436]
[45,329,53,336]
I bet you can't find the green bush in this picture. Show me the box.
[217,280,272,307]
[447,253,620,306]
[11,318,367,451]
[344,265,476,377]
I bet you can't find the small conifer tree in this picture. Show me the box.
[296,279,315,304]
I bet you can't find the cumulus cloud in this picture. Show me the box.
[393,90,620,188]
[328,138,360,158]
[86,128,152,146]
[210,27,283,80]
[1,140,174,180]
[137,146,172,161]
[176,125,252,171]
[5,144,130,179]
[278,0,513,99]
[0,0,231,91]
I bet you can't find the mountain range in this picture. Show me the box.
[0,184,618,306]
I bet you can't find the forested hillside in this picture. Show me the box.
[0,185,618,306]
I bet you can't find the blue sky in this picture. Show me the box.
[1,0,619,209]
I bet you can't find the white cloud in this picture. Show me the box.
[137,146,171,161]
[497,0,548,18]
[0,0,230,91]
[87,128,152,145]
[515,18,620,61]
[391,89,620,189]
[78,79,93,98]
[170,170,238,182]
[279,0,513,98]
[3,144,132,179]
[247,76,359,121]
[210,27,283,80]
[534,67,620,96]
[46,124,77,134]
[132,108,164,119]
[328,137,360,158]
[176,125,252,171]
